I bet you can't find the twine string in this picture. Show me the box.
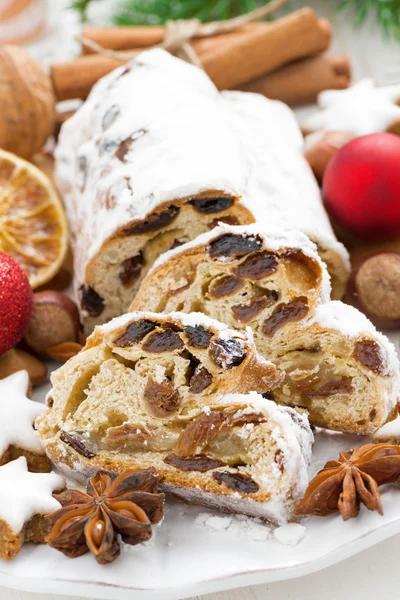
[77,0,288,67]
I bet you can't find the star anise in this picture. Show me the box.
[295,444,400,521]
[47,469,164,564]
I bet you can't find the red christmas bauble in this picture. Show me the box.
[323,133,400,241]
[0,252,33,355]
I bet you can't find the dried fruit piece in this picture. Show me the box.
[0,150,68,289]
[142,328,184,353]
[164,454,223,472]
[80,286,105,317]
[60,431,95,459]
[213,471,259,493]
[115,129,146,161]
[144,376,180,417]
[208,234,262,260]
[104,424,151,448]
[209,276,244,299]
[123,206,180,235]
[175,411,226,456]
[189,366,213,394]
[262,299,309,336]
[295,377,354,399]
[354,340,384,374]
[184,325,213,349]
[235,251,279,280]
[114,319,156,347]
[232,297,273,323]
[209,338,246,369]
[190,196,234,214]
[119,252,143,287]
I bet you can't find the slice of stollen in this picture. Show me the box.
[36,312,316,522]
[131,227,399,434]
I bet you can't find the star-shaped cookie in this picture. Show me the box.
[302,79,400,136]
[0,371,49,471]
[0,457,64,559]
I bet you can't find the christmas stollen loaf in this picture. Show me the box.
[35,312,314,522]
[131,226,400,434]
[55,48,349,332]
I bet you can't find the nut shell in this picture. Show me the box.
[24,291,80,356]
[0,45,55,158]
[304,131,355,183]
[346,252,400,329]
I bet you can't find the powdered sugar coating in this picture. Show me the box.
[373,416,400,442]
[0,457,63,534]
[0,371,46,456]
[302,79,400,136]
[55,48,349,296]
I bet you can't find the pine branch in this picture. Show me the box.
[70,0,93,22]
[338,0,400,40]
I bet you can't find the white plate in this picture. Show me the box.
[2,378,400,600]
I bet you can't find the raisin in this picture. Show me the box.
[232,297,273,323]
[354,340,384,374]
[115,129,147,161]
[144,376,180,417]
[208,234,262,260]
[164,454,223,472]
[175,411,226,456]
[189,366,213,394]
[262,391,274,400]
[143,328,184,352]
[208,215,240,229]
[209,338,246,369]
[213,471,259,493]
[102,104,120,130]
[60,431,95,459]
[369,409,377,422]
[123,205,180,235]
[209,276,244,299]
[119,252,143,287]
[80,285,105,317]
[184,325,213,348]
[262,299,309,336]
[114,319,156,347]
[191,196,234,214]
[295,377,353,399]
[235,251,279,280]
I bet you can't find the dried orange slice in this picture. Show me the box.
[0,149,68,289]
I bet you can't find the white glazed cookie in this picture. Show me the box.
[373,415,400,444]
[302,79,400,136]
[33,312,320,523]
[0,457,64,560]
[55,48,349,331]
[0,371,50,472]
[131,231,399,434]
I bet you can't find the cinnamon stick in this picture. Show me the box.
[82,25,165,53]
[239,53,351,106]
[53,8,331,101]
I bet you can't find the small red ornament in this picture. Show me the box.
[323,133,400,241]
[0,252,33,355]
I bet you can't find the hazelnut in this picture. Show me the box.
[24,291,81,356]
[346,252,400,329]
[304,131,355,183]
